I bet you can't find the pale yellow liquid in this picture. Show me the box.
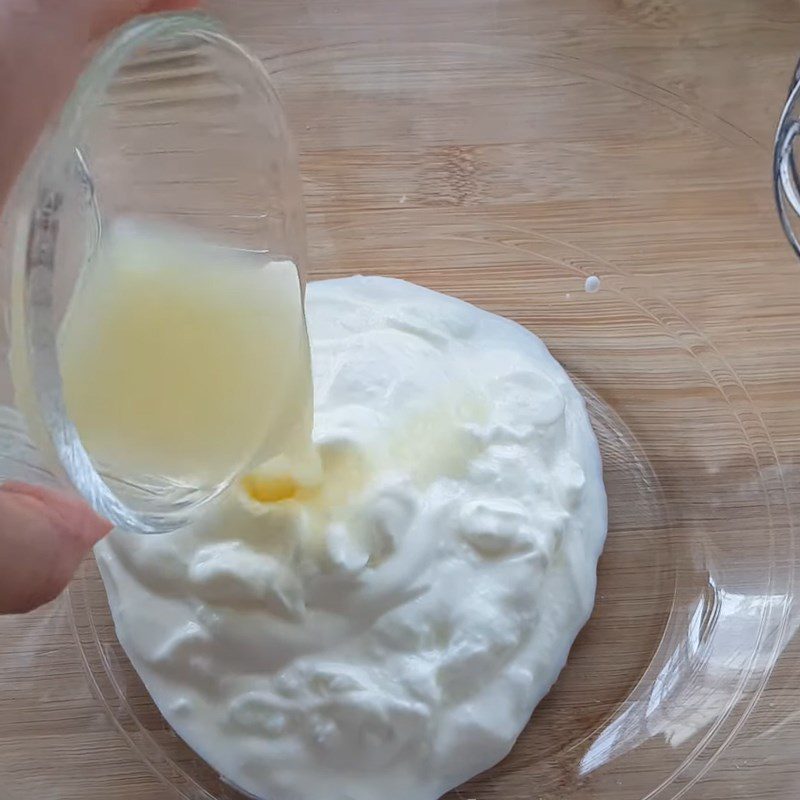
[59,221,317,489]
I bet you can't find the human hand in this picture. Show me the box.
[0,0,200,207]
[0,0,199,614]
[0,483,112,614]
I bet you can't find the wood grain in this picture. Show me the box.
[3,1,800,799]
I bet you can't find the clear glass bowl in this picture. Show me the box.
[1,6,799,800]
[0,12,306,533]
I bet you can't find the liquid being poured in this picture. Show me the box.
[58,220,318,490]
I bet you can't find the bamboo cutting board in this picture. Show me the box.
[3,1,800,799]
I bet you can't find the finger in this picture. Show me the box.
[0,483,112,614]
[0,0,200,207]
[86,0,201,41]
[2,482,112,548]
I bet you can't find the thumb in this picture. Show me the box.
[0,482,112,614]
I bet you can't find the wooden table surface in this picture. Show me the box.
[4,1,800,799]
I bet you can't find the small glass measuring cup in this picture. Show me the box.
[0,12,307,534]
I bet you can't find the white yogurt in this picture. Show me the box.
[96,276,607,800]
